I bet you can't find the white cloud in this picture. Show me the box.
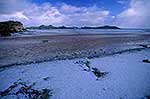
[0,12,29,23]
[115,0,150,28]
[0,0,149,28]
[60,3,81,14]
[22,3,65,26]
[58,5,110,26]
[117,0,127,4]
[0,1,111,26]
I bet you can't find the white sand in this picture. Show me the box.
[0,49,150,99]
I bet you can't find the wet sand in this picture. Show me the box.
[0,34,150,68]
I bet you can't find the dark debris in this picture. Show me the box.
[92,67,108,80]
[0,80,53,99]
[142,59,150,63]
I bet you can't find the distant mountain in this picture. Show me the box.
[27,25,56,29]
[81,25,120,29]
[27,25,120,29]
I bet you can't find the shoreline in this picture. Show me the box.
[0,34,150,68]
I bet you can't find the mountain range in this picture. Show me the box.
[27,25,120,29]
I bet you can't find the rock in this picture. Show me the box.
[42,40,49,43]
[43,77,50,81]
[144,96,150,99]
[0,21,25,36]
[92,67,108,80]
[139,44,150,48]
[142,59,150,63]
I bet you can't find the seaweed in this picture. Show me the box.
[0,80,53,99]
[75,59,108,80]
[92,67,108,80]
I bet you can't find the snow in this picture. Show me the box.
[0,49,150,99]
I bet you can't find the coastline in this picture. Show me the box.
[0,34,150,68]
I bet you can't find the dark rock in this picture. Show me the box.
[0,21,25,36]
[145,96,150,99]
[84,60,91,71]
[42,40,49,43]
[139,44,150,48]
[142,59,150,63]
[43,77,50,81]
[92,67,108,80]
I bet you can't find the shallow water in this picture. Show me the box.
[13,29,150,37]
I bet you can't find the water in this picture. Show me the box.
[13,29,150,37]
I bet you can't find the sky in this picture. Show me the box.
[0,0,150,28]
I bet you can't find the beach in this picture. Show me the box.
[0,34,150,68]
[0,33,150,99]
[0,0,150,98]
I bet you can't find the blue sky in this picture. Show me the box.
[0,0,149,28]
[33,0,130,15]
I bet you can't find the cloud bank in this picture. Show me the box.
[0,0,149,28]
[115,0,150,28]
[0,0,111,26]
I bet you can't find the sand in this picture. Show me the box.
[0,48,150,99]
[0,34,150,99]
[0,34,150,68]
